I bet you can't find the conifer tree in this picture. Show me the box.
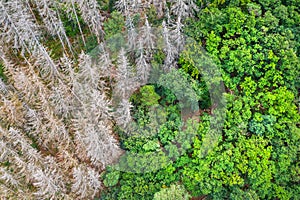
[0,79,7,95]
[170,0,199,19]
[171,16,185,52]
[31,156,67,199]
[96,44,113,79]
[126,15,138,51]
[114,98,133,130]
[115,0,129,14]
[71,165,102,199]
[77,0,104,42]
[115,48,137,99]
[139,17,156,51]
[162,20,177,71]
[136,40,151,84]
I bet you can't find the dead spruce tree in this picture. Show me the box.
[71,165,102,199]
[171,16,185,52]
[170,0,199,19]
[136,39,151,84]
[76,0,104,42]
[162,20,178,71]
[140,17,156,51]
[115,0,144,15]
[126,15,138,51]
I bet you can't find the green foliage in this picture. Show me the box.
[101,161,184,199]
[185,3,300,93]
[44,38,65,60]
[152,50,166,66]
[229,188,260,200]
[142,140,160,152]
[146,5,161,25]
[97,0,116,11]
[103,170,120,187]
[176,1,300,199]
[155,86,178,107]
[248,114,276,136]
[154,184,191,200]
[158,69,202,111]
[131,85,160,107]
[84,35,98,53]
[103,11,125,40]
[182,135,274,198]
[0,63,7,82]
[179,46,201,80]
[246,3,262,16]
[105,33,126,59]
[60,4,85,37]
[157,120,180,145]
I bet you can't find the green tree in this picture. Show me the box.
[154,184,191,200]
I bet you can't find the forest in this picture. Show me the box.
[0,0,299,199]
